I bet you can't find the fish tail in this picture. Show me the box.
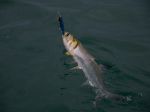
[95,91,132,102]
[106,92,129,102]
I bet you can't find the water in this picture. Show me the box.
[0,0,150,112]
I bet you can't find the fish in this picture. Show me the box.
[57,15,130,103]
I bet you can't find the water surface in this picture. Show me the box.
[0,0,150,112]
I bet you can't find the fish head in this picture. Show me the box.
[62,32,79,53]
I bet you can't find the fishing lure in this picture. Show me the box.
[58,13,65,35]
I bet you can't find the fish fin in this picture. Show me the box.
[70,66,82,70]
[99,64,107,71]
[65,50,75,56]
[65,51,71,56]
[88,57,95,61]
[81,80,89,86]
[88,81,95,87]
[81,80,95,87]
[69,61,77,64]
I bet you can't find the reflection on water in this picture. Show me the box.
[0,0,150,112]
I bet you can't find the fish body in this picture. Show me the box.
[62,32,123,100]
[58,16,129,101]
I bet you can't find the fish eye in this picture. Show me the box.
[65,32,70,36]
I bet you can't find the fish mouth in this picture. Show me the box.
[63,32,79,50]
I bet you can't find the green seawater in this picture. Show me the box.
[0,0,150,112]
